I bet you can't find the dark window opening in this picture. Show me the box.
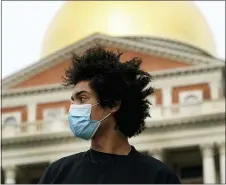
[181,165,202,179]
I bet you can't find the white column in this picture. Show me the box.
[200,144,216,183]
[151,148,163,161]
[27,103,37,132]
[4,166,16,184]
[209,82,219,100]
[218,142,225,184]
[162,87,172,116]
[27,103,37,123]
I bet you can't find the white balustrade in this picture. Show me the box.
[2,99,225,138]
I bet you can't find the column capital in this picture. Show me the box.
[4,165,16,171]
[217,141,225,155]
[200,143,215,157]
[200,143,215,149]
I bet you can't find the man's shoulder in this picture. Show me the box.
[136,154,180,183]
[38,152,86,184]
[42,152,86,176]
[51,151,86,168]
[138,154,169,170]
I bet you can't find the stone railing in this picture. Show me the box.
[2,98,225,138]
[149,98,225,121]
[2,118,69,138]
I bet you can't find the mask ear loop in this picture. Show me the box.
[89,112,112,139]
[92,102,111,122]
[99,112,111,122]
[92,102,99,106]
[100,113,119,131]
[91,102,115,128]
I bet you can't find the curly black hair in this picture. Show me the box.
[63,46,154,138]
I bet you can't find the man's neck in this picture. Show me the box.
[91,132,131,155]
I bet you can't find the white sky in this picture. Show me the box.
[2,1,225,78]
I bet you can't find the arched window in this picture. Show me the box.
[46,111,58,119]
[3,116,17,127]
[43,108,65,122]
[184,95,200,105]
[179,90,203,105]
[179,90,203,115]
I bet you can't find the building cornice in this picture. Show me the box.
[96,35,224,65]
[2,62,224,98]
[151,63,224,80]
[2,33,225,89]
[2,83,71,98]
[122,36,215,57]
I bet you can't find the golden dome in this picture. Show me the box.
[41,1,216,58]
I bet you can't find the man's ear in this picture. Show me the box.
[110,101,121,113]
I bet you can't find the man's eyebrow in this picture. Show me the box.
[72,90,91,97]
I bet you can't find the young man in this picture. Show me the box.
[38,46,180,184]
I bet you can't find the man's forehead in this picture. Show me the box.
[73,81,92,94]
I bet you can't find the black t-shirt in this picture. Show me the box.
[38,146,180,184]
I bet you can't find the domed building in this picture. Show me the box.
[1,1,225,184]
[40,1,216,58]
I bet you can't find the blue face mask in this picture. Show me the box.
[68,103,111,140]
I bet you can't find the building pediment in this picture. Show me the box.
[2,33,224,90]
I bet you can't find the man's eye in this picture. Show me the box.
[80,97,87,102]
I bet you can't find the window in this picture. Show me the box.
[3,116,18,127]
[184,95,200,105]
[30,178,40,184]
[180,165,202,179]
[179,90,203,105]
[178,90,203,115]
[2,112,21,127]
[43,107,65,121]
